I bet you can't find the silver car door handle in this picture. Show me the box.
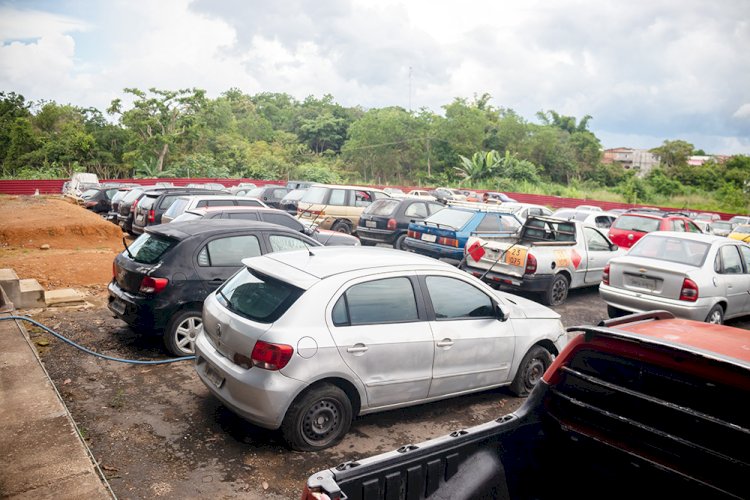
[347,345,368,353]
[436,339,454,347]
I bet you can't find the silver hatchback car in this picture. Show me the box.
[194,247,567,451]
[600,231,750,323]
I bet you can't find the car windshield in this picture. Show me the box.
[712,222,732,230]
[424,209,474,230]
[121,188,144,203]
[247,187,265,198]
[733,225,750,234]
[629,235,710,267]
[364,198,399,216]
[282,189,306,202]
[301,186,329,204]
[81,189,100,198]
[612,215,661,232]
[124,233,177,264]
[218,268,303,323]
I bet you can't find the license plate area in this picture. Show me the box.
[626,274,657,291]
[421,233,437,242]
[109,298,126,315]
[504,247,527,267]
[204,363,225,388]
[365,220,377,228]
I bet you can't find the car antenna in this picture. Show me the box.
[301,239,315,257]
[122,237,135,259]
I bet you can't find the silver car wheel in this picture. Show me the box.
[303,398,341,443]
[706,305,724,324]
[165,311,203,356]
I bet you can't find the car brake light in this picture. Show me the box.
[525,253,537,274]
[387,218,397,230]
[139,276,169,294]
[408,229,418,238]
[148,209,155,223]
[679,278,699,302]
[251,340,294,370]
[602,264,610,285]
[437,236,459,247]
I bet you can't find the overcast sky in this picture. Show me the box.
[1,0,749,154]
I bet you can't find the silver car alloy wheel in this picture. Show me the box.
[175,316,202,354]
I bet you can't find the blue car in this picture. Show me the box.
[404,207,522,265]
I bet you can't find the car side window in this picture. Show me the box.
[404,202,428,218]
[227,212,259,220]
[237,199,264,207]
[329,189,346,206]
[739,246,750,272]
[719,245,743,274]
[475,214,501,232]
[595,216,613,229]
[372,191,388,200]
[686,221,702,233]
[197,235,261,267]
[427,203,444,215]
[332,277,419,326]
[425,276,494,319]
[671,220,686,232]
[584,227,611,251]
[272,189,288,199]
[269,235,309,252]
[354,190,373,207]
[263,213,303,231]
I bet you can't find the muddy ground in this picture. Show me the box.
[3,196,748,499]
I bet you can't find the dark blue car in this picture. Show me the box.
[404,206,521,265]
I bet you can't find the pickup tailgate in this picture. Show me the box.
[465,236,529,278]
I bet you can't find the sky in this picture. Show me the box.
[1,0,749,155]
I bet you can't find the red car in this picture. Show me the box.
[608,209,702,249]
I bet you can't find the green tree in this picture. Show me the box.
[650,139,694,170]
[108,87,206,173]
[456,150,501,182]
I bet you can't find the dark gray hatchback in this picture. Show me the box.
[357,197,445,249]
[108,220,322,356]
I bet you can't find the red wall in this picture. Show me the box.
[0,178,741,220]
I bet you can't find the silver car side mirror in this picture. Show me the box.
[496,303,510,322]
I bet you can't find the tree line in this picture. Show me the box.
[1,89,749,212]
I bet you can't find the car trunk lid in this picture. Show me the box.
[609,257,695,300]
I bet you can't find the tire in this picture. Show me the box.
[705,304,724,324]
[164,309,202,356]
[607,305,628,319]
[331,221,352,234]
[510,345,553,397]
[393,233,407,250]
[542,274,569,306]
[281,384,353,451]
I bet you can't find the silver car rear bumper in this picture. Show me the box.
[599,283,713,321]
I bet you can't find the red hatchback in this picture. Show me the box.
[608,210,702,249]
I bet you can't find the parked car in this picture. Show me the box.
[108,220,324,356]
[485,192,517,203]
[357,197,445,249]
[709,220,735,237]
[695,212,721,222]
[552,208,617,229]
[728,215,750,226]
[575,204,603,211]
[62,172,99,197]
[405,189,437,200]
[278,188,308,215]
[404,206,522,265]
[80,186,120,214]
[728,224,750,242]
[497,203,553,223]
[193,246,568,450]
[228,183,258,196]
[106,187,138,224]
[187,182,227,191]
[243,185,290,209]
[170,206,359,246]
[161,195,267,223]
[286,180,313,190]
[608,210,702,249]
[297,184,390,234]
[600,231,750,323]
[117,186,164,235]
[432,187,466,203]
[382,187,406,198]
[131,187,226,235]
[693,219,713,234]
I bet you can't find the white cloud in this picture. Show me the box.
[734,103,750,120]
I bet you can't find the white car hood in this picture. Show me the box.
[494,290,561,319]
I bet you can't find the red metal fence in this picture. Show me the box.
[0,178,740,220]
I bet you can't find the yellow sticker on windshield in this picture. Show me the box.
[504,247,527,267]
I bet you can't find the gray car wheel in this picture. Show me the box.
[510,345,553,397]
[281,384,352,451]
[542,274,569,306]
[393,233,407,250]
[331,221,352,234]
[164,309,202,356]
[705,304,724,324]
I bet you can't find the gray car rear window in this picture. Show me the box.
[365,199,400,216]
[424,209,473,230]
[218,269,303,323]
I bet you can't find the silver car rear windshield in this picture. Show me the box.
[629,235,710,267]
[218,269,303,323]
[424,209,473,230]
[613,215,661,232]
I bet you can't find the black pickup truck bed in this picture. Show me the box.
[304,313,749,500]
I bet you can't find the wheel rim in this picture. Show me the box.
[708,309,722,324]
[174,316,202,355]
[551,278,568,304]
[301,398,342,446]
[525,357,546,388]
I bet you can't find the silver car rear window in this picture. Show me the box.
[629,235,710,267]
[218,269,303,323]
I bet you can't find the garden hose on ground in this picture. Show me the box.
[1,315,195,364]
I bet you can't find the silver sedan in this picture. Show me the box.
[194,247,567,451]
[600,231,750,323]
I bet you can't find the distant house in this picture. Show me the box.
[602,148,659,176]
[688,155,729,166]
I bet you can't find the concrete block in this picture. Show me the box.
[0,268,21,306]
[44,288,85,307]
[18,279,45,309]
